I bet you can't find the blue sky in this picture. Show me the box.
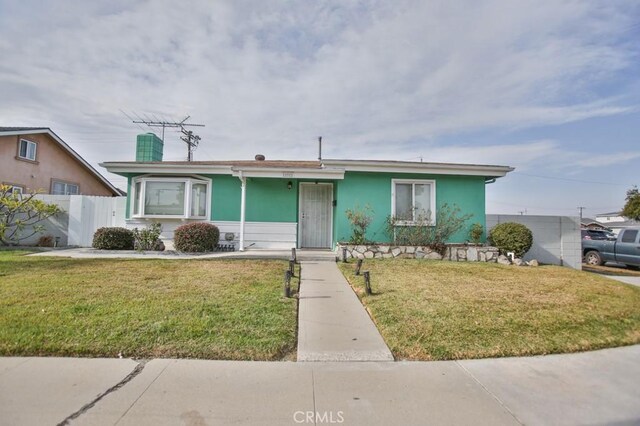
[0,0,638,216]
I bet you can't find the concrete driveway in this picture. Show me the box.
[1,345,639,425]
[604,275,640,287]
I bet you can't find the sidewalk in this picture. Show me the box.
[1,346,639,425]
[296,261,394,361]
[27,247,337,261]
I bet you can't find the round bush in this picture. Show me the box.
[174,222,220,252]
[92,227,134,250]
[488,222,533,258]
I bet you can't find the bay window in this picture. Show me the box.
[391,179,436,223]
[131,177,210,219]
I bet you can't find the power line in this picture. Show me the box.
[180,128,201,162]
[513,171,631,187]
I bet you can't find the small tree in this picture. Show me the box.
[622,186,640,221]
[0,185,62,246]
[345,205,374,244]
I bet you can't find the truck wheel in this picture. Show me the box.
[584,251,603,266]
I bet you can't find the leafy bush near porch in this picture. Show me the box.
[469,223,484,244]
[133,222,164,251]
[174,222,220,252]
[488,222,533,257]
[385,203,472,254]
[345,204,374,244]
[92,227,134,250]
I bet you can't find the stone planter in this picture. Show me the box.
[336,243,499,263]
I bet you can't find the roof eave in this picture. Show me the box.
[321,159,514,177]
[100,162,234,175]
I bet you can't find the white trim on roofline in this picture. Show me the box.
[100,163,235,175]
[231,167,344,180]
[101,159,513,179]
[101,163,346,179]
[1,128,122,195]
[321,159,514,177]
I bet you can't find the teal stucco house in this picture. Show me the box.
[101,134,513,251]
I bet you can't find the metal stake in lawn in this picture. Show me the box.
[291,248,297,263]
[363,271,372,295]
[342,247,348,263]
[289,259,297,278]
[355,259,363,276]
[283,270,292,298]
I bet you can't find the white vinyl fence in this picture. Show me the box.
[67,196,126,247]
[12,195,126,247]
[486,215,582,269]
[15,195,71,246]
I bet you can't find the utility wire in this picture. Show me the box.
[512,171,631,186]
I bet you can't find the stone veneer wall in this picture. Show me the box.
[336,243,499,262]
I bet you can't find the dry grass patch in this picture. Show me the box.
[0,251,297,360]
[338,259,640,360]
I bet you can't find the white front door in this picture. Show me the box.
[299,183,333,248]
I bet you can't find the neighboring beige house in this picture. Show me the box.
[0,127,121,196]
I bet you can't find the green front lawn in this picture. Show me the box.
[339,260,640,360]
[0,252,297,360]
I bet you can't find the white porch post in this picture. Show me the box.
[239,173,246,251]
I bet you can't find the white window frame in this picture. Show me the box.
[391,179,436,225]
[18,139,37,161]
[51,180,79,195]
[131,175,211,219]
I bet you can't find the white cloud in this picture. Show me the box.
[0,0,638,187]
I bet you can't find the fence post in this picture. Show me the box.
[342,246,348,263]
[363,271,372,295]
[289,259,296,277]
[355,259,363,276]
[291,248,297,263]
[284,270,292,298]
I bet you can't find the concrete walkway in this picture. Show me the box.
[28,247,337,261]
[1,346,639,425]
[296,261,394,362]
[604,275,640,287]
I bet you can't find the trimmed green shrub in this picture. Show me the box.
[92,227,134,250]
[37,235,55,247]
[488,222,533,257]
[469,223,484,244]
[174,222,220,252]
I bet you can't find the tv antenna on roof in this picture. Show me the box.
[130,113,205,162]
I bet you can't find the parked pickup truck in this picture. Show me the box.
[583,227,640,269]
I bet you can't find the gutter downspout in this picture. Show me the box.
[239,172,246,251]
